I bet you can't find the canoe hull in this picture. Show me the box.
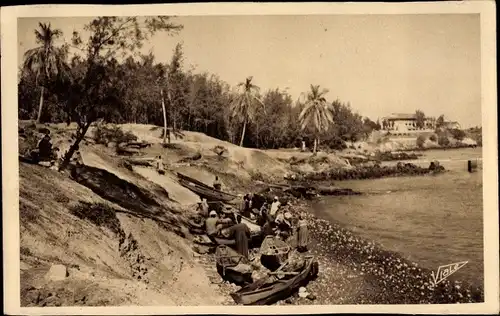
[230,257,319,305]
[259,236,291,271]
[215,245,253,286]
[178,177,238,202]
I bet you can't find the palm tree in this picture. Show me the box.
[230,76,264,147]
[298,84,334,155]
[23,23,66,123]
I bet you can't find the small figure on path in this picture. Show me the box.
[156,155,165,174]
[213,175,222,190]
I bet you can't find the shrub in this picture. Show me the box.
[449,128,466,141]
[416,135,427,149]
[94,124,137,145]
[429,134,437,142]
[438,135,450,147]
[213,145,227,156]
[70,201,124,236]
[249,170,265,181]
[325,136,347,150]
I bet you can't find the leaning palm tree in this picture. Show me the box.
[298,84,334,155]
[230,76,264,147]
[23,23,66,123]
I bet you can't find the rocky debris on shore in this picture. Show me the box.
[372,151,421,162]
[297,161,446,182]
[285,204,484,304]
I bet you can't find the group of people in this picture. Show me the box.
[194,191,310,260]
[198,199,252,259]
[29,130,84,172]
[257,196,309,253]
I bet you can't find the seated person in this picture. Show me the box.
[205,211,233,242]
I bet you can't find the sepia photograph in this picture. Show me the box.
[2,2,498,315]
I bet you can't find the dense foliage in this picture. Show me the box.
[19,16,474,157]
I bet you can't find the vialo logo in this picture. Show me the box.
[430,261,468,286]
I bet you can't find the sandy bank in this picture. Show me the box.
[18,122,482,306]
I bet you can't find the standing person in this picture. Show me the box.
[226,223,251,260]
[256,202,268,226]
[201,198,209,217]
[269,196,281,218]
[297,213,309,252]
[261,212,275,237]
[156,155,165,175]
[213,176,222,190]
[74,150,84,166]
[240,194,251,218]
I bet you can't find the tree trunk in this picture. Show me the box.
[173,119,177,139]
[36,86,45,123]
[58,123,92,171]
[313,137,318,155]
[239,118,247,147]
[160,88,168,144]
[256,122,260,148]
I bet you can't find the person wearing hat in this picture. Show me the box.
[269,196,281,217]
[205,210,232,242]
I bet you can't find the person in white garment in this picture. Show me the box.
[269,196,281,217]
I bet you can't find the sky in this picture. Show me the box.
[17,14,481,128]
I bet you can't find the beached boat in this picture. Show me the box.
[259,236,291,271]
[215,245,253,286]
[177,172,214,189]
[230,256,319,305]
[177,174,238,202]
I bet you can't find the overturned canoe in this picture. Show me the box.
[259,236,291,271]
[230,256,319,305]
[177,175,238,202]
[177,172,214,189]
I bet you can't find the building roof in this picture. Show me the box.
[383,113,417,121]
[382,113,436,121]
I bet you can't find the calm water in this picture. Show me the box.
[314,147,484,286]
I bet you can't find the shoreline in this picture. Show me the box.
[18,123,484,306]
[284,198,484,304]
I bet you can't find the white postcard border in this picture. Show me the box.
[2,2,498,315]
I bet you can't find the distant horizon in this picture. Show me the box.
[17,14,482,128]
